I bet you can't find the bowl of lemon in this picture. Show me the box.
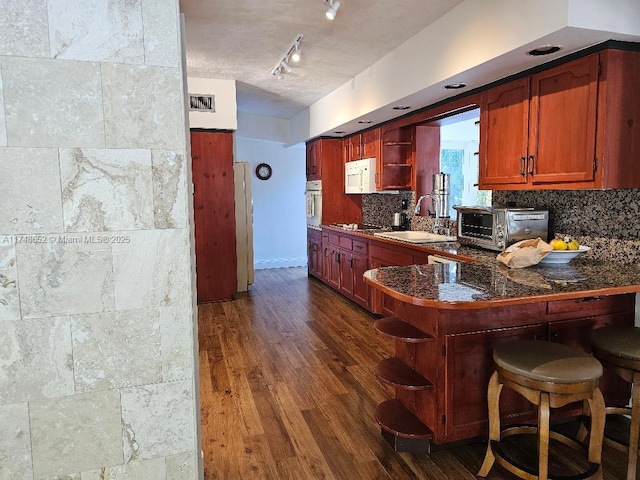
[538,237,591,264]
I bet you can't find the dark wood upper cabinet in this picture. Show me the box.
[347,127,380,162]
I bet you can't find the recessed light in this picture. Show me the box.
[358,120,373,124]
[526,45,563,56]
[444,83,467,90]
[392,105,411,110]
[333,130,346,134]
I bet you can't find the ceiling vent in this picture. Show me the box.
[189,95,215,112]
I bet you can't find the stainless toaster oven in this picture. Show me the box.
[453,206,549,251]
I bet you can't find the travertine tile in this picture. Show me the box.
[0,147,63,234]
[0,58,7,146]
[121,379,196,461]
[0,243,19,321]
[30,390,123,478]
[166,452,198,480]
[47,0,144,63]
[102,64,184,150]
[3,57,104,148]
[152,149,188,229]
[0,402,33,479]
[82,458,165,480]
[142,0,180,67]
[71,309,161,393]
[60,148,154,232]
[112,229,190,310]
[0,0,50,57]
[18,241,114,318]
[160,307,194,382]
[0,317,74,404]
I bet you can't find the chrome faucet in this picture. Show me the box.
[414,193,449,235]
[414,195,429,214]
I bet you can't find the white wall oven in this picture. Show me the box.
[305,180,322,229]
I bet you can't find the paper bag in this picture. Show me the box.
[496,238,552,269]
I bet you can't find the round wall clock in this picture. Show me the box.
[255,163,272,180]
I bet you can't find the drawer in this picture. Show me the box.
[353,240,368,255]
[369,244,414,267]
[328,233,340,246]
[546,294,635,316]
[339,236,353,250]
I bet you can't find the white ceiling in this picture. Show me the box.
[180,0,464,119]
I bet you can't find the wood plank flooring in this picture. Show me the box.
[198,267,632,479]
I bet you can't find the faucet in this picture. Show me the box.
[415,194,448,235]
[414,195,430,214]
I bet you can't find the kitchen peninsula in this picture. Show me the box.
[363,253,640,450]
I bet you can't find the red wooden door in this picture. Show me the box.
[191,130,237,303]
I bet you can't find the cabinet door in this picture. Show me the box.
[348,135,362,162]
[338,250,354,297]
[361,128,380,160]
[306,141,321,180]
[444,324,544,442]
[479,78,530,186]
[528,54,599,185]
[351,252,369,308]
[327,246,341,290]
[307,237,321,278]
[321,241,330,282]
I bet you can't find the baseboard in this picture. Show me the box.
[254,258,307,270]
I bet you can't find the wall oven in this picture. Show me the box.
[305,180,322,229]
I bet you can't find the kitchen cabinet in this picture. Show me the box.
[305,138,362,224]
[479,48,640,190]
[379,123,415,191]
[327,231,370,309]
[347,128,381,162]
[307,228,322,279]
[380,293,636,446]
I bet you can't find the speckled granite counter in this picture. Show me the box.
[364,259,640,309]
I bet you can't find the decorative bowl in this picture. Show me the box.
[538,246,591,264]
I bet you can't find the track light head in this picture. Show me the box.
[290,47,301,63]
[280,60,292,73]
[274,67,284,80]
[325,0,340,20]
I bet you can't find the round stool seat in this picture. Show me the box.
[494,339,603,384]
[591,326,640,362]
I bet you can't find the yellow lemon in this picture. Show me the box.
[551,239,568,250]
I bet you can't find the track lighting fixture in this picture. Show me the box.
[270,34,304,79]
[325,0,341,20]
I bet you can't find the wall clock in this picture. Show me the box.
[255,163,272,180]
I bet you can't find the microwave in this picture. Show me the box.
[345,158,377,194]
[453,206,549,251]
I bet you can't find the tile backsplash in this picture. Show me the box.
[362,189,640,263]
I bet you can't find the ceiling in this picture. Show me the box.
[180,0,464,119]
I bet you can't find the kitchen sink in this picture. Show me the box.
[373,231,457,243]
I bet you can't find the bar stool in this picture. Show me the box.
[590,327,640,480]
[478,339,606,480]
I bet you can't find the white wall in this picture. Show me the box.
[187,77,237,130]
[235,137,307,269]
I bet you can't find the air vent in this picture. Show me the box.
[189,95,215,112]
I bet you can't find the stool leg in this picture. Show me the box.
[628,372,640,480]
[587,387,605,468]
[478,371,502,477]
[538,392,550,480]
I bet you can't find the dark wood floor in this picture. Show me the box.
[198,267,633,479]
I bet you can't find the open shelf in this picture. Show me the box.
[375,399,434,439]
[375,357,433,390]
[374,317,433,342]
[383,164,412,167]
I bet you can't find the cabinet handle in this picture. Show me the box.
[581,296,602,302]
[528,155,535,176]
[519,156,526,177]
[335,252,340,263]
[312,244,317,252]
[350,258,354,269]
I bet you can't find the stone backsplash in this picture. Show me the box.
[362,189,640,263]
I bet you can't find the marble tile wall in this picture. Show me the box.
[0,1,200,479]
[363,189,640,263]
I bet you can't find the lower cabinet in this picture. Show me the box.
[322,231,370,309]
[307,228,322,279]
[376,293,636,447]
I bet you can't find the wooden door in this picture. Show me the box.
[307,230,322,278]
[348,134,362,162]
[306,141,321,180]
[528,54,599,185]
[327,245,341,290]
[444,323,544,442]
[191,130,237,303]
[478,77,530,186]
[338,250,354,298]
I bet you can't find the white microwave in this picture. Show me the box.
[345,158,377,194]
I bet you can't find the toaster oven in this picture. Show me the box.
[453,206,549,251]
